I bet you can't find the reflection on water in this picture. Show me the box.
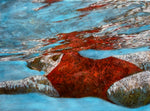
[0,0,150,110]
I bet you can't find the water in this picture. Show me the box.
[0,0,150,110]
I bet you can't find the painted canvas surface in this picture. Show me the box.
[0,0,150,111]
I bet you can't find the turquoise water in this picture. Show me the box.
[1,0,150,111]
[79,47,150,60]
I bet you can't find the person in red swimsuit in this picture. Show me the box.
[0,51,150,108]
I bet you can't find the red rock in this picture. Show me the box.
[46,52,142,101]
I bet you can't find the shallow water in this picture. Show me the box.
[0,0,150,111]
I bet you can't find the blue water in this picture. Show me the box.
[79,47,150,60]
[1,0,150,111]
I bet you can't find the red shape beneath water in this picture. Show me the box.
[53,13,89,23]
[44,28,121,53]
[46,52,142,100]
[32,0,62,11]
[44,0,61,3]
[77,3,109,11]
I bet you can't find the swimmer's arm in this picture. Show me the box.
[0,75,59,97]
